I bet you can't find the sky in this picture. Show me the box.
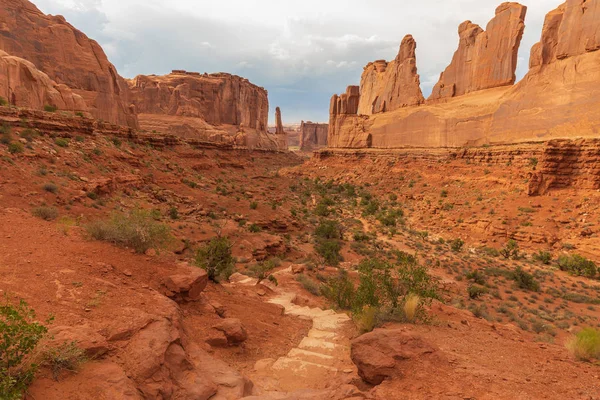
[34,0,562,125]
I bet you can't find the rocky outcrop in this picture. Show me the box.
[327,1,600,150]
[0,0,138,128]
[299,121,328,151]
[358,35,424,115]
[274,106,288,150]
[0,50,88,113]
[429,3,527,100]
[128,71,282,150]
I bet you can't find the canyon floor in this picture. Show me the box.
[1,127,599,399]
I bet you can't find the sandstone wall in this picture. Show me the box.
[0,50,88,112]
[299,121,328,151]
[0,0,138,128]
[328,1,600,150]
[358,35,424,115]
[429,3,527,100]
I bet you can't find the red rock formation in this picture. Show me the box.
[0,50,88,112]
[429,3,527,100]
[127,71,282,150]
[128,71,268,131]
[299,121,328,151]
[358,35,425,115]
[0,0,138,128]
[328,1,600,149]
[274,106,288,150]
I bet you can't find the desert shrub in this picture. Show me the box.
[7,143,23,154]
[450,238,464,252]
[557,254,597,278]
[314,200,332,217]
[44,104,57,113]
[403,293,420,322]
[249,201,258,210]
[32,206,58,221]
[567,328,600,361]
[169,207,179,220]
[296,274,321,296]
[500,239,520,259]
[466,270,486,285]
[0,97,7,106]
[512,267,540,292]
[249,259,275,284]
[321,270,355,309]
[0,125,12,145]
[0,299,51,399]
[54,138,69,148]
[354,305,379,333]
[468,284,488,299]
[195,236,235,282]
[534,250,553,265]
[315,239,342,266]
[20,129,38,142]
[85,209,172,254]
[361,199,380,216]
[353,231,370,242]
[377,208,404,227]
[394,250,417,266]
[315,220,341,240]
[86,191,98,201]
[42,183,59,194]
[248,223,261,233]
[43,341,86,381]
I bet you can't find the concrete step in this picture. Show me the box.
[287,348,337,367]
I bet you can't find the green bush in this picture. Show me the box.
[20,129,38,143]
[44,104,58,113]
[32,206,58,221]
[512,266,540,292]
[557,254,597,278]
[248,223,261,233]
[534,250,552,265]
[567,328,600,361]
[466,270,486,285]
[42,183,59,194]
[85,209,172,254]
[249,201,258,210]
[315,220,341,240]
[0,97,7,106]
[321,270,355,309]
[7,143,23,154]
[500,239,520,259]
[54,138,69,148]
[249,259,275,284]
[0,125,12,145]
[468,284,488,299]
[296,274,321,296]
[450,238,464,252]
[195,236,235,282]
[0,299,51,399]
[315,239,342,266]
[43,341,86,381]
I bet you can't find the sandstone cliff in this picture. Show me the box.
[128,71,282,150]
[0,0,137,128]
[358,35,424,115]
[0,50,88,112]
[328,1,600,149]
[274,106,288,150]
[299,121,328,151]
[429,3,527,100]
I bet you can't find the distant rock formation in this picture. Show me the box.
[0,0,138,128]
[328,1,600,149]
[299,121,328,151]
[129,71,268,131]
[429,3,527,100]
[358,35,424,115]
[0,50,88,112]
[274,106,288,150]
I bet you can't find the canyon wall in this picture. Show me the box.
[128,71,282,150]
[299,121,328,151]
[328,1,600,149]
[358,35,424,115]
[0,0,138,128]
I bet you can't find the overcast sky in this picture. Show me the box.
[34,0,562,124]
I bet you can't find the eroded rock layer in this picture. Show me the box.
[0,0,138,128]
[128,71,282,150]
[299,121,328,151]
[328,1,600,149]
[358,35,424,115]
[429,2,527,100]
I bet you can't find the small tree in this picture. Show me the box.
[195,236,235,282]
[1,299,51,399]
[500,240,520,259]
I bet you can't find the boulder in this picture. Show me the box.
[351,329,438,385]
[47,325,109,359]
[212,318,248,345]
[161,266,209,302]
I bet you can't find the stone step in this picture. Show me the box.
[298,337,342,356]
[307,328,338,342]
[287,348,337,367]
[271,357,338,374]
[312,314,351,331]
